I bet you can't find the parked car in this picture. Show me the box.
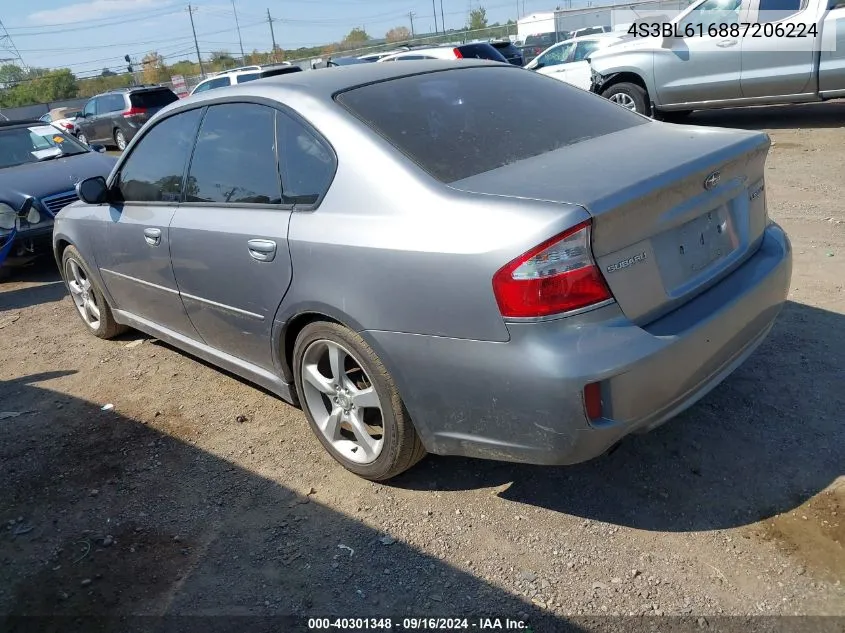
[76,85,179,151]
[39,107,83,136]
[489,39,525,65]
[358,48,411,62]
[518,31,572,64]
[190,64,303,96]
[0,120,115,263]
[57,60,791,481]
[571,25,612,38]
[327,56,376,67]
[588,0,845,117]
[525,34,624,90]
[377,43,509,63]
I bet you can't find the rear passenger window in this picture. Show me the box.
[186,103,281,204]
[115,109,203,203]
[276,111,335,206]
[103,94,125,113]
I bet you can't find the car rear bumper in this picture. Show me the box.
[364,222,792,465]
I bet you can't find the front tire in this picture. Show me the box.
[61,245,126,339]
[602,82,649,116]
[293,321,426,481]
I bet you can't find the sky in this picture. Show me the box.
[1,0,550,77]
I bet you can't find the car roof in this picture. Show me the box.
[92,85,173,97]
[183,59,509,102]
[547,33,621,47]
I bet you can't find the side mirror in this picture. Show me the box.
[661,34,677,48]
[89,144,107,153]
[532,60,543,70]
[76,176,109,205]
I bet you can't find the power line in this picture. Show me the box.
[0,19,27,70]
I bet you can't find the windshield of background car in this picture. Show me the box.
[0,125,88,169]
[336,66,647,184]
[130,89,179,108]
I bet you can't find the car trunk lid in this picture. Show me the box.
[448,123,771,325]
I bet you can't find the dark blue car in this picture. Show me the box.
[0,119,116,266]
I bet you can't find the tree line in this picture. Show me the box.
[0,7,514,109]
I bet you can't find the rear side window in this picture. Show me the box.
[186,103,281,204]
[130,89,179,108]
[276,111,335,205]
[115,108,203,203]
[336,66,646,184]
[236,73,260,83]
[102,94,125,113]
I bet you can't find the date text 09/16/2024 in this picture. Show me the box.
[307,618,533,630]
[627,21,819,38]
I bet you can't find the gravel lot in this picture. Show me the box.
[1,102,843,632]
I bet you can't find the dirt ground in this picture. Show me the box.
[1,102,843,632]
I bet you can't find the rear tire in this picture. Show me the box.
[114,129,127,151]
[61,245,127,340]
[293,321,426,481]
[602,82,649,116]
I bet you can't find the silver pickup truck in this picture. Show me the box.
[588,0,845,118]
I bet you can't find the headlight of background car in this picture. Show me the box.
[0,202,16,232]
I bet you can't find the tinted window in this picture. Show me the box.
[186,103,281,204]
[456,43,508,62]
[83,98,97,117]
[336,66,646,184]
[276,111,335,205]
[131,89,179,108]
[115,109,202,203]
[260,66,303,78]
[236,73,260,83]
[101,94,125,113]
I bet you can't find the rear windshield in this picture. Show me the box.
[130,89,178,108]
[455,43,507,62]
[260,66,302,77]
[336,66,646,184]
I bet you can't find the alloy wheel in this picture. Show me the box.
[65,258,101,330]
[299,339,384,464]
[609,93,638,111]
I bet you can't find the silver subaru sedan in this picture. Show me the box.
[54,60,792,481]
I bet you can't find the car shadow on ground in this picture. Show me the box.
[683,99,845,131]
[0,256,66,312]
[391,301,844,533]
[0,371,585,633]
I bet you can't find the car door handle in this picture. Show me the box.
[247,239,276,262]
[143,227,161,246]
[717,39,738,47]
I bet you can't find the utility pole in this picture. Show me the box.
[440,0,445,34]
[409,11,416,37]
[432,0,439,34]
[232,0,245,61]
[187,4,205,76]
[267,9,278,59]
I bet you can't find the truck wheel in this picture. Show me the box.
[602,82,649,116]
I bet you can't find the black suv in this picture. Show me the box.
[76,85,179,151]
[489,40,524,66]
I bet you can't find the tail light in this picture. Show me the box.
[122,107,147,118]
[492,220,612,318]
[453,48,464,59]
[583,382,603,420]
[60,122,74,130]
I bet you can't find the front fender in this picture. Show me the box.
[589,49,661,105]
